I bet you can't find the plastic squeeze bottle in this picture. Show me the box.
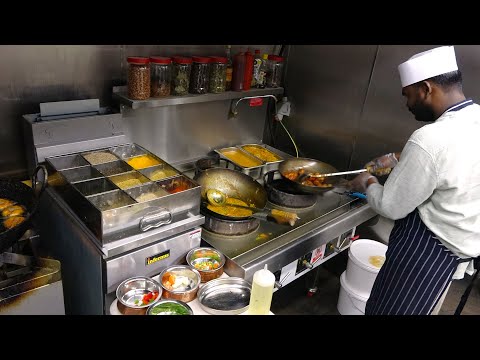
[247,264,275,315]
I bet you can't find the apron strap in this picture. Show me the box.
[454,257,480,315]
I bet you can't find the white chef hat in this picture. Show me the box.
[398,46,458,88]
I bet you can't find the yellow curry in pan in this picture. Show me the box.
[242,146,282,163]
[207,197,254,218]
[219,149,262,168]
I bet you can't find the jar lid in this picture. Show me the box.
[268,55,284,62]
[209,56,227,64]
[127,56,150,64]
[172,56,193,64]
[150,56,172,64]
[192,56,211,64]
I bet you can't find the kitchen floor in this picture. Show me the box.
[270,250,480,315]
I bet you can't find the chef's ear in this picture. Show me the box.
[419,80,433,98]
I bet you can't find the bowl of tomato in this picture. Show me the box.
[186,247,226,283]
[116,276,162,315]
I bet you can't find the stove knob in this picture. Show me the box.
[302,260,313,269]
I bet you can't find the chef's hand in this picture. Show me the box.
[365,152,399,176]
[348,172,378,193]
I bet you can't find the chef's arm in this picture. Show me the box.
[366,141,437,220]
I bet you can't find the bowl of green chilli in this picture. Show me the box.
[186,247,226,283]
[146,299,193,315]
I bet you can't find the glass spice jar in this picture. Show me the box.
[266,55,284,88]
[127,57,150,100]
[149,56,172,97]
[208,56,227,93]
[171,56,192,96]
[189,56,211,94]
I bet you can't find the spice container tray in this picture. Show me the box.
[45,143,201,243]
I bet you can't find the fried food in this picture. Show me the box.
[2,205,25,218]
[0,198,14,211]
[4,216,25,229]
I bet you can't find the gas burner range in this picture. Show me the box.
[202,189,377,283]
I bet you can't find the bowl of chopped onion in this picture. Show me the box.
[116,276,162,315]
[186,247,226,283]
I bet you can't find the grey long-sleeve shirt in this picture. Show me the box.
[366,103,480,266]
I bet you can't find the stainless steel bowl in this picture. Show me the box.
[186,247,226,283]
[116,276,162,315]
[159,265,201,303]
[197,277,252,315]
[146,299,194,315]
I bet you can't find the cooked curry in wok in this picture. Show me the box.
[206,197,254,218]
[283,168,333,188]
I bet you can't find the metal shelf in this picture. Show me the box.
[112,86,284,110]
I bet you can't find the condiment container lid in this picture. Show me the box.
[150,56,172,64]
[209,56,227,64]
[127,56,150,64]
[172,56,193,64]
[192,56,211,63]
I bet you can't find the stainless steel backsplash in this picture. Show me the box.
[0,45,274,178]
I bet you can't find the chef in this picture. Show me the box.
[349,46,480,315]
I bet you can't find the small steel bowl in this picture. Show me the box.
[116,276,162,315]
[159,265,201,303]
[146,299,194,315]
[186,247,226,283]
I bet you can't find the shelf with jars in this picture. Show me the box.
[112,85,284,110]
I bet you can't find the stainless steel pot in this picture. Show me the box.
[203,212,260,236]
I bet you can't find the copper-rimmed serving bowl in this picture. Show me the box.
[186,247,226,283]
[116,276,162,315]
[159,265,201,303]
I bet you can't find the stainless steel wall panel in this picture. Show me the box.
[349,45,431,170]
[279,45,377,170]
[0,45,123,177]
[121,98,269,165]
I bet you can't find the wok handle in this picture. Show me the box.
[140,208,172,232]
[31,165,48,199]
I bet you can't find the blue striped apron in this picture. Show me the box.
[365,210,463,315]
[365,99,475,315]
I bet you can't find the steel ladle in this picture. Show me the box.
[205,189,299,226]
[297,168,369,183]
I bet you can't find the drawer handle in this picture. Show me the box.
[140,208,172,231]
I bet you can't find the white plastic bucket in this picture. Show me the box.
[345,239,387,297]
[337,271,368,315]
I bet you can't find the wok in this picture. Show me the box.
[0,165,48,253]
[278,157,341,195]
[193,168,267,221]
